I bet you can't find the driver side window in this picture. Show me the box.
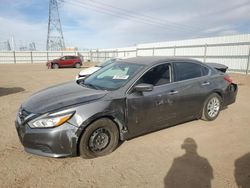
[137,63,171,86]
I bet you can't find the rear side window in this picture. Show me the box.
[174,62,204,82]
[65,56,76,60]
[202,66,209,76]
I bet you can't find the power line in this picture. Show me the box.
[64,0,250,36]
[63,0,202,36]
[87,0,250,31]
[77,0,202,31]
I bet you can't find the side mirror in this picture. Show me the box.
[134,83,153,92]
[76,77,85,84]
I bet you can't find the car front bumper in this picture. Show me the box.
[15,117,79,158]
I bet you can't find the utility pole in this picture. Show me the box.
[46,0,65,51]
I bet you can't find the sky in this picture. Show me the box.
[0,0,249,50]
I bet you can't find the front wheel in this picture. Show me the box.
[79,118,119,159]
[202,93,222,121]
[52,63,59,69]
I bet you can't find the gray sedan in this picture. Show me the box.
[15,57,237,158]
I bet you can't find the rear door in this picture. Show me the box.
[172,61,211,119]
[61,56,74,67]
[65,56,74,67]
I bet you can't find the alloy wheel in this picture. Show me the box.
[207,97,220,118]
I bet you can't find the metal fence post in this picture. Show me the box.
[96,49,99,62]
[47,51,49,61]
[173,46,176,57]
[136,48,138,57]
[204,44,207,63]
[13,51,16,64]
[90,50,93,62]
[30,51,33,64]
[246,45,250,75]
[152,47,155,56]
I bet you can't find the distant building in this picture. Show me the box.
[63,47,78,51]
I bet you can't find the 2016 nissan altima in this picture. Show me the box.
[15,57,237,158]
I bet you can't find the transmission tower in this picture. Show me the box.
[46,0,65,51]
[0,40,11,51]
[29,42,36,51]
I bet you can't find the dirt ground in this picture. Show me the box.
[0,63,249,188]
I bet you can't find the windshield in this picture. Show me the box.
[83,62,143,91]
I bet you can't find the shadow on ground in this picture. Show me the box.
[164,138,213,188]
[0,87,25,97]
[234,153,250,188]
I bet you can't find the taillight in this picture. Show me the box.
[224,75,232,84]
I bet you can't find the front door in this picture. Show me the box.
[126,63,180,138]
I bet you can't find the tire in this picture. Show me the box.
[75,62,81,68]
[202,93,222,121]
[79,118,119,159]
[52,63,59,69]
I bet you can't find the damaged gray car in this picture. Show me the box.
[15,57,237,158]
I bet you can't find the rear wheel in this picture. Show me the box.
[52,63,59,69]
[202,93,222,121]
[75,62,81,68]
[79,118,119,159]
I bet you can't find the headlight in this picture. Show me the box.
[29,112,74,128]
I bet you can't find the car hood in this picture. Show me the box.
[79,66,100,76]
[22,81,108,114]
[49,58,59,63]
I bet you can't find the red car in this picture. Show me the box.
[47,56,82,69]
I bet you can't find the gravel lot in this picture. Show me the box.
[0,64,249,188]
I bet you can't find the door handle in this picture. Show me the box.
[201,81,210,86]
[168,90,178,95]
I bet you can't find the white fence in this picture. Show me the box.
[0,34,250,74]
[0,51,80,64]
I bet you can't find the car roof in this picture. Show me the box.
[120,56,199,65]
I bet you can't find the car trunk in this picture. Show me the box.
[206,63,228,73]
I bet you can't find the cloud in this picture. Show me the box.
[0,0,249,50]
[59,0,250,48]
